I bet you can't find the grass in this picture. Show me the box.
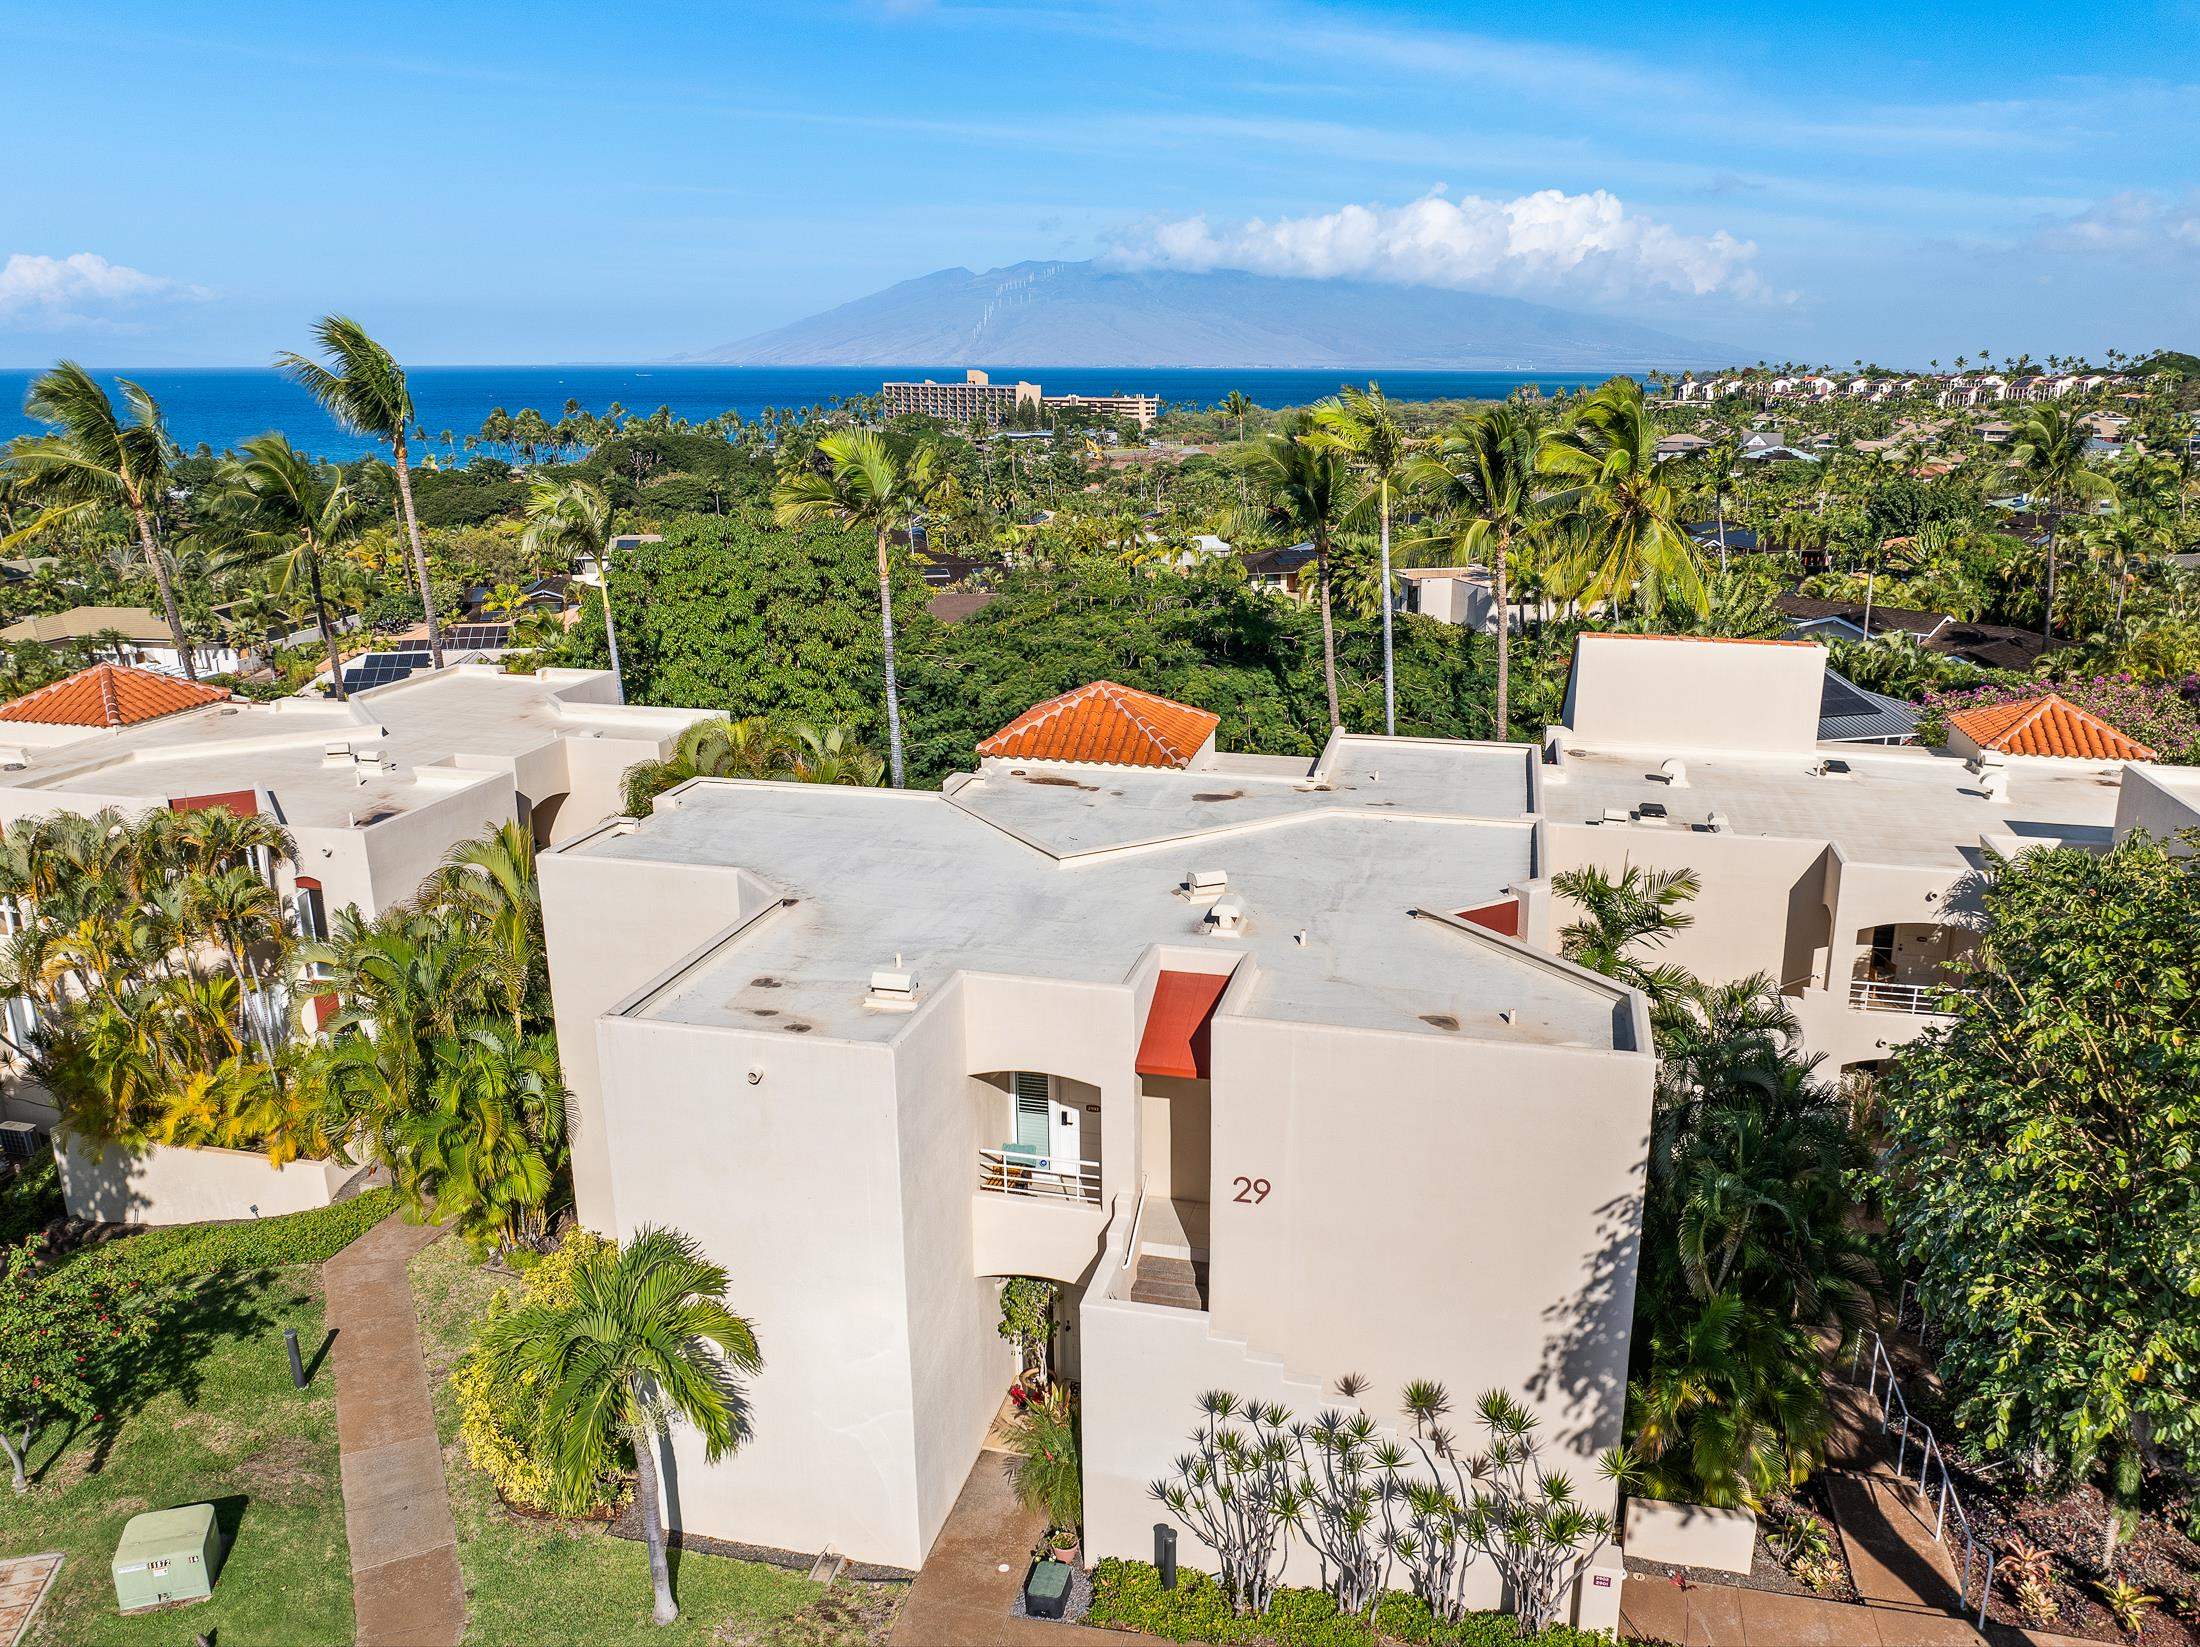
[0,1256,352,1645]
[408,1238,903,1646]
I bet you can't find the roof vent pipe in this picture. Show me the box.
[1658,757,1688,787]
[1186,867,1227,899]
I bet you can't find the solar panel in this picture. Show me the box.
[341,651,430,693]
[443,624,511,651]
[1820,674,1877,721]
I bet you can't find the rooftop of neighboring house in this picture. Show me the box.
[1944,693,2156,762]
[0,665,703,831]
[0,605,179,646]
[979,679,1220,769]
[0,664,230,730]
[569,723,1628,1052]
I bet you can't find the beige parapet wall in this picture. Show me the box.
[1623,1496,1759,1575]
[56,1131,357,1226]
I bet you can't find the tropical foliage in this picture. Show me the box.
[619,715,883,814]
[1878,833,2200,1563]
[0,1238,167,1493]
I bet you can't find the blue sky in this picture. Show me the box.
[5,0,2198,367]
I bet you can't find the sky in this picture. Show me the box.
[4,0,2198,368]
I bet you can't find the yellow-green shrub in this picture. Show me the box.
[451,1226,626,1515]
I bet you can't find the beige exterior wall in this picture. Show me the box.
[1562,635,1824,753]
[2115,766,2200,850]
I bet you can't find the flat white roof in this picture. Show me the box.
[574,736,1627,1051]
[1548,742,2122,869]
[0,665,699,830]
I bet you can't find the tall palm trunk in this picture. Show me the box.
[390,436,446,668]
[133,503,197,681]
[1314,531,1341,732]
[874,528,906,788]
[2042,530,2058,645]
[1493,531,1511,741]
[304,543,347,701]
[633,1414,678,1625]
[1377,480,1395,736]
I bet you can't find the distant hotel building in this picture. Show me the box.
[881,369,1159,431]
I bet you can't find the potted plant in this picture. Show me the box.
[1005,1386,1083,1566]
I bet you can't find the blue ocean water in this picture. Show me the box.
[0,365,1621,463]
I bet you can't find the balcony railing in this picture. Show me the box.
[978,1147,1100,1205]
[1849,978,1969,1016]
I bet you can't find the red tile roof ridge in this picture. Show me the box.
[1943,691,2156,761]
[979,680,1220,769]
[0,662,230,729]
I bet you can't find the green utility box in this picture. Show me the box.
[112,1503,222,1612]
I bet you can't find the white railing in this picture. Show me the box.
[1850,1329,1994,1630]
[1848,978,1968,1016]
[977,1147,1100,1205]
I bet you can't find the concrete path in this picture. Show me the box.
[0,1554,61,1647]
[325,1213,464,1647]
[1620,1574,1981,1643]
[889,1449,1119,1647]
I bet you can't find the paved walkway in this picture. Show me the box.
[1620,1573,1981,1644]
[326,1213,464,1647]
[0,1554,61,1647]
[890,1449,1119,1647]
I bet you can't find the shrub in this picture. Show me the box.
[451,1225,626,1516]
[1085,1560,1612,1646]
[0,1154,62,1248]
[92,1187,400,1280]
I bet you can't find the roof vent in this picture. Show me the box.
[1634,801,1670,826]
[357,747,385,770]
[322,741,353,768]
[1185,867,1227,900]
[1656,757,1688,787]
[866,957,921,1011]
[1205,898,1245,936]
[1600,806,1632,825]
[1814,757,1853,780]
[1703,810,1730,832]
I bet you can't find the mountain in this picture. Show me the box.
[686,260,1720,370]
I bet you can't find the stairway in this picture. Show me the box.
[1128,1254,1210,1310]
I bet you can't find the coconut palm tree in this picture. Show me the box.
[277,317,445,666]
[479,1226,760,1625]
[402,1023,565,1251]
[212,434,365,698]
[1311,383,1411,735]
[1408,406,1542,739]
[1538,380,1705,619]
[770,431,951,786]
[13,363,198,677]
[2008,404,2117,644]
[1240,420,1351,730]
[419,821,545,1035]
[1220,389,1253,445]
[522,479,617,686]
[1550,862,1702,1016]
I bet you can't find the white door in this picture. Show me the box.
[1049,1095,1083,1191]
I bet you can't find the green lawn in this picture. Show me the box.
[408,1238,903,1647]
[0,1257,353,1646]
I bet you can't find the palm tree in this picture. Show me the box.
[522,479,616,687]
[2008,404,2116,644]
[1240,421,1351,730]
[1408,406,1541,739]
[419,821,545,1035]
[479,1227,760,1626]
[1537,380,1705,619]
[1220,389,1253,445]
[1550,862,1702,1015]
[212,434,364,698]
[14,363,197,678]
[771,431,951,787]
[403,1024,565,1251]
[1311,383,1411,735]
[277,317,445,667]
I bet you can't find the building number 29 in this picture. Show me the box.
[1231,1176,1271,1204]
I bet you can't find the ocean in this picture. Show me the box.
[0,365,1622,463]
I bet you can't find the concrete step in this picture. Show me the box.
[1129,1256,1209,1310]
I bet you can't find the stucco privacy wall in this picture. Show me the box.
[1623,1498,1758,1575]
[1561,634,1824,754]
[57,1132,353,1225]
[594,1011,934,1569]
[2116,766,2200,849]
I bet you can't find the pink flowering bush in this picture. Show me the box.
[1918,674,2200,764]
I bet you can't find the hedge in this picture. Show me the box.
[0,1153,63,1248]
[1086,1560,1614,1647]
[94,1187,401,1279]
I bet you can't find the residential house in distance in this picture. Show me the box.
[539,679,1653,1627]
[0,605,242,678]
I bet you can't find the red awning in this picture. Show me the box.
[1136,969,1231,1081]
[1457,897,1520,938]
[169,789,259,816]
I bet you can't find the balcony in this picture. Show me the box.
[977,1146,1100,1205]
[1848,978,1969,1017]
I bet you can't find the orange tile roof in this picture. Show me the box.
[0,663,229,730]
[1583,632,1816,648]
[1943,693,2156,761]
[979,680,1220,769]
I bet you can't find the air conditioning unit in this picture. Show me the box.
[0,1121,47,1162]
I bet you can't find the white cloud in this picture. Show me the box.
[2033,191,2200,257]
[0,251,208,330]
[1107,189,1770,304]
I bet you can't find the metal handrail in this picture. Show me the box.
[1121,1174,1148,1268]
[1848,978,1968,1016]
[1850,1329,1995,1629]
[976,1146,1100,1205]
